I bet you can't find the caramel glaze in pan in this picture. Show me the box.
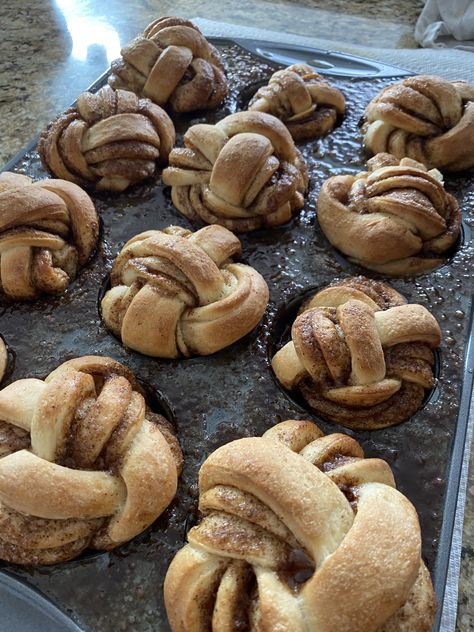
[0,44,473,632]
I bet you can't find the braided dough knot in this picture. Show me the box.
[272,277,441,429]
[363,75,474,171]
[0,356,182,565]
[249,63,345,140]
[164,419,436,632]
[0,172,99,299]
[109,17,228,113]
[162,111,308,232]
[317,153,461,275]
[101,225,269,357]
[38,85,175,191]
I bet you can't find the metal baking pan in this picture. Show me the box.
[1,38,473,632]
[0,571,82,632]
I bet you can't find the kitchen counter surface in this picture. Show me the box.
[1,1,473,630]
[1,0,425,165]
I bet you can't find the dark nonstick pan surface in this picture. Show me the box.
[1,42,473,632]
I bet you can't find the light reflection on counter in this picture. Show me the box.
[54,0,121,62]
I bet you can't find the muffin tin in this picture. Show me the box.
[0,571,82,632]
[1,38,473,632]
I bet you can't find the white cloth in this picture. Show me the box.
[415,0,474,50]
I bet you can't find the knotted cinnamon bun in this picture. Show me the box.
[363,75,474,172]
[271,277,441,429]
[164,419,436,632]
[0,355,182,565]
[317,153,461,275]
[101,225,269,357]
[0,172,99,299]
[38,85,175,191]
[109,17,227,113]
[249,64,345,140]
[162,111,308,232]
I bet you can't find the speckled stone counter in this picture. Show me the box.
[1,1,473,630]
[1,0,424,165]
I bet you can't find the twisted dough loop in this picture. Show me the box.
[317,153,461,275]
[0,338,7,384]
[38,85,175,191]
[272,277,441,429]
[363,75,474,172]
[162,111,308,232]
[109,17,228,113]
[249,63,345,140]
[164,419,436,632]
[0,356,182,565]
[0,172,99,299]
[101,225,269,358]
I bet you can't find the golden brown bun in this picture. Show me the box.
[101,225,269,358]
[162,111,308,232]
[363,75,474,172]
[109,17,227,113]
[0,172,99,299]
[164,418,436,632]
[249,63,345,140]
[317,153,461,276]
[271,276,441,429]
[0,338,7,384]
[38,85,175,191]
[0,355,182,565]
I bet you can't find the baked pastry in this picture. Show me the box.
[363,75,474,172]
[0,337,7,384]
[317,153,461,275]
[271,277,441,429]
[101,225,269,357]
[38,85,175,191]
[162,111,308,232]
[0,171,99,299]
[0,355,183,565]
[164,418,436,632]
[109,17,227,113]
[248,64,345,140]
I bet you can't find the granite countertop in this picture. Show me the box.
[1,0,473,630]
[1,0,425,165]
